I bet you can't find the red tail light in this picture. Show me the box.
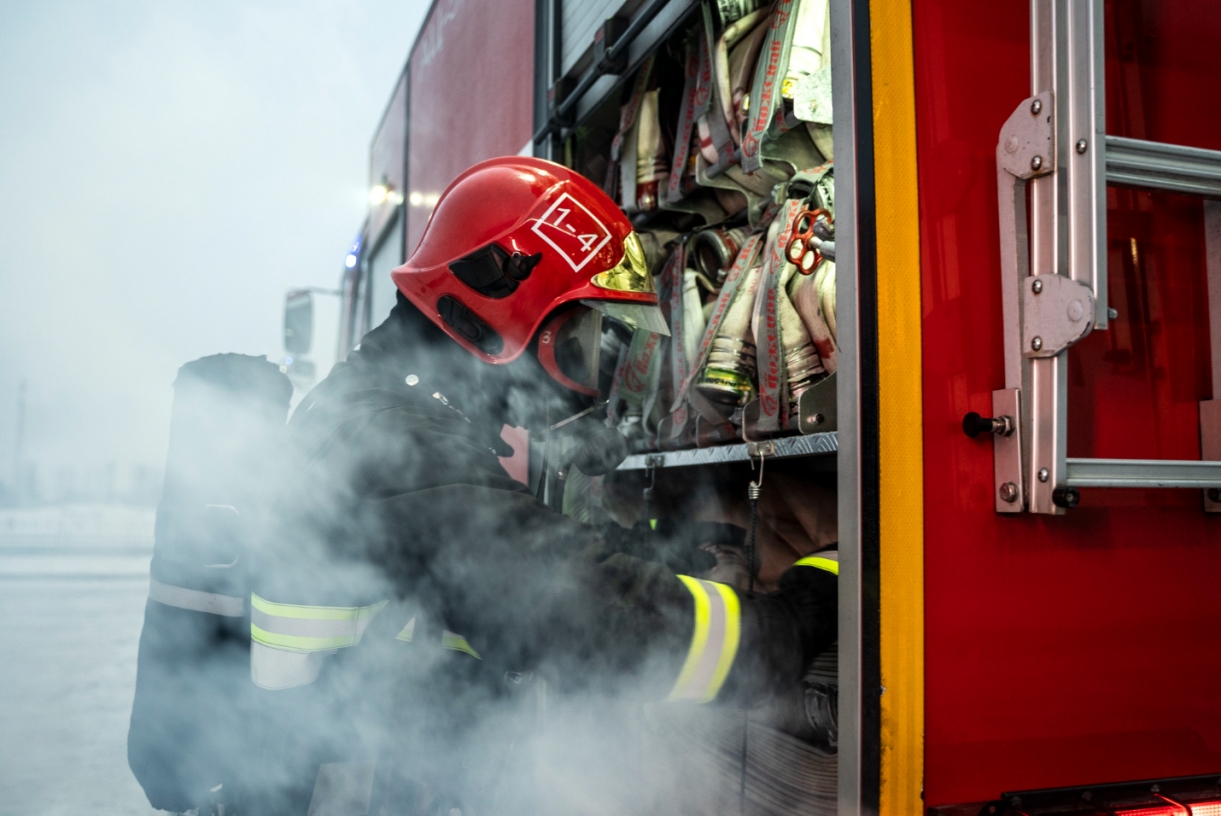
[1113,804,1187,816]
[930,774,1221,816]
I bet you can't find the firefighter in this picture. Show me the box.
[247,156,838,815]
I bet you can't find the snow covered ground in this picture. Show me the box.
[0,505,158,815]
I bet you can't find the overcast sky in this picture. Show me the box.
[0,1,430,498]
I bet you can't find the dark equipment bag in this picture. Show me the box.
[128,354,291,812]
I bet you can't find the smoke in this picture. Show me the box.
[0,0,428,501]
[128,298,838,816]
[0,4,449,814]
[0,6,839,813]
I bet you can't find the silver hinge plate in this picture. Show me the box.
[1022,273,1096,358]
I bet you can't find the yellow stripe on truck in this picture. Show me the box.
[871,0,926,809]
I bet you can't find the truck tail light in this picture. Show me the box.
[1185,802,1221,816]
[932,775,1221,816]
[1113,805,1187,816]
[1114,798,1221,816]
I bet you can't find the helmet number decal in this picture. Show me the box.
[531,193,613,273]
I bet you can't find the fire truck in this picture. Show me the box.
[282,0,1221,812]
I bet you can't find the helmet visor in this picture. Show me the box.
[539,307,603,396]
[580,299,670,336]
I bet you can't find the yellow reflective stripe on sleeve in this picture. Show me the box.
[250,594,385,621]
[441,630,481,659]
[249,626,353,653]
[395,616,416,642]
[250,594,386,653]
[667,576,711,700]
[794,556,840,576]
[666,575,741,704]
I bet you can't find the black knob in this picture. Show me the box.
[962,412,1013,438]
[962,412,988,437]
[1052,486,1080,509]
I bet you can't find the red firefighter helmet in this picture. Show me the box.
[391,156,668,395]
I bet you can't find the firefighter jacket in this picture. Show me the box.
[245,298,838,813]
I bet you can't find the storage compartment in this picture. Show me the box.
[556,0,839,457]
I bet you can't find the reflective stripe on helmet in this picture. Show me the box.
[148,579,245,617]
[667,575,741,703]
[794,550,839,576]
[249,594,386,653]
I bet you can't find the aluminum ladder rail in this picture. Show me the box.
[990,0,1221,514]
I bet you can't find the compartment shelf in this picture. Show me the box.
[617,432,838,470]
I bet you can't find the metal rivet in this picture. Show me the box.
[1038,468,1050,483]
[1208,488,1221,503]
[1107,307,1118,320]
[1030,99,1043,115]
[1030,155,1044,171]
[1000,482,1019,503]
[1076,138,1088,154]
[405,374,419,386]
[1067,299,1085,322]
[1031,336,1043,351]
[806,413,825,425]
[1032,279,1043,294]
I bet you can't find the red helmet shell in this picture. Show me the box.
[391,156,657,364]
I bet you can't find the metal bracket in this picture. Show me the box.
[992,389,1025,512]
[1022,273,1095,357]
[644,454,666,470]
[797,372,838,434]
[746,440,777,458]
[994,92,1056,514]
[997,92,1056,392]
[998,91,1056,180]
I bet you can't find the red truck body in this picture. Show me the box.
[916,1,1221,804]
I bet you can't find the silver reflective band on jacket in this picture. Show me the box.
[249,595,387,690]
[250,594,386,652]
[148,579,245,617]
[666,576,741,704]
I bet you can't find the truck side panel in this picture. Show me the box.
[914,0,1221,804]
[405,0,535,255]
